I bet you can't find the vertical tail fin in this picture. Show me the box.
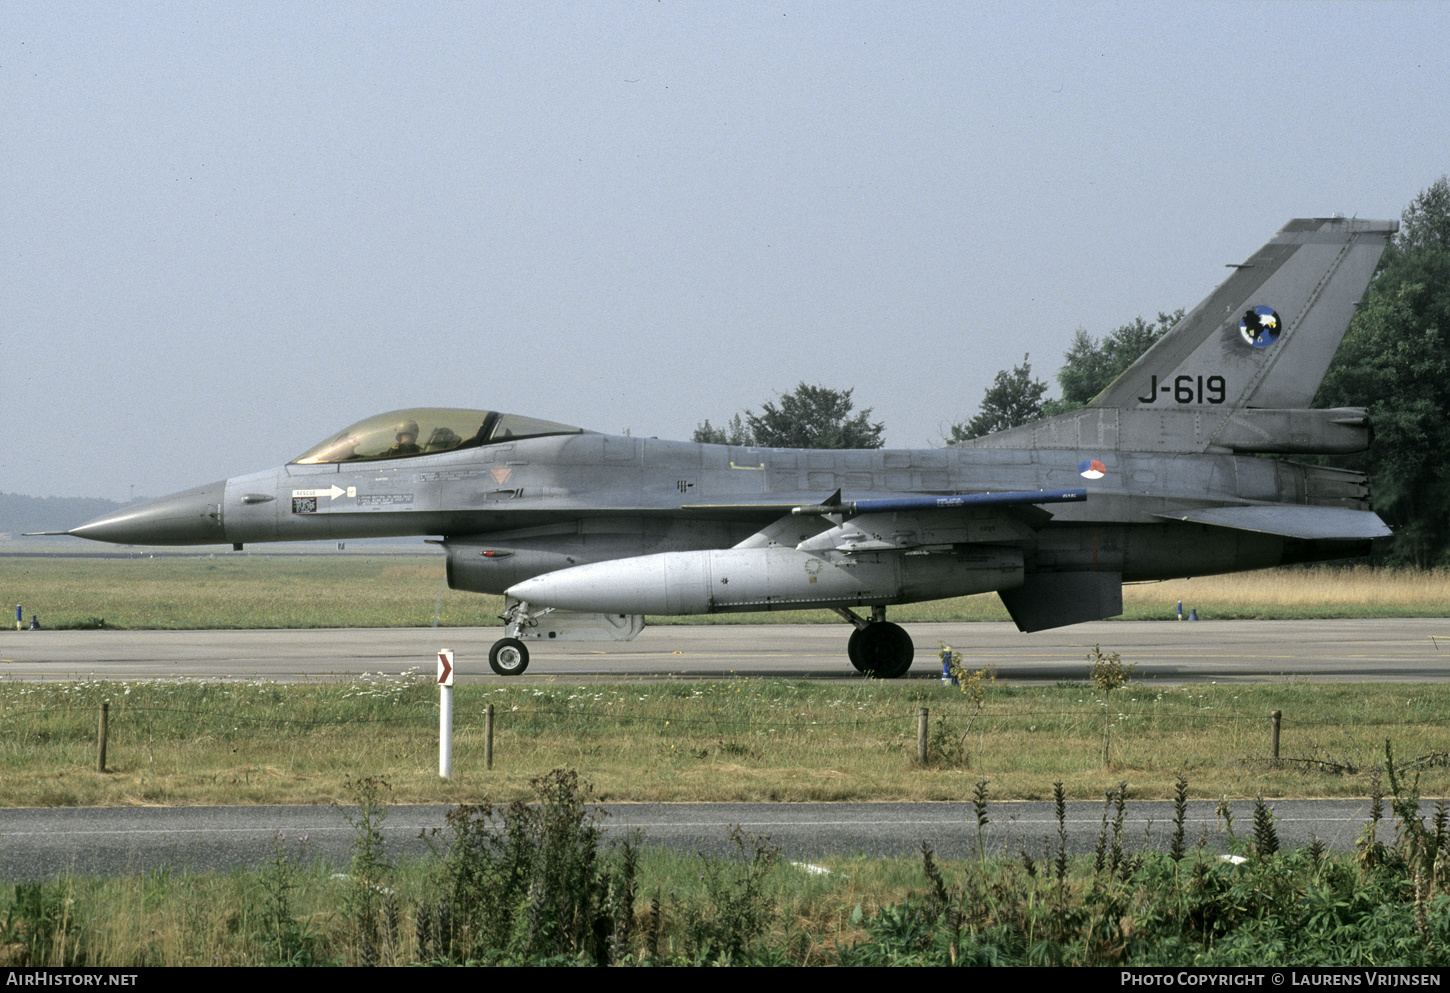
[959,217,1398,454]
[1092,217,1396,410]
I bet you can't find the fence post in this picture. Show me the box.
[485,703,495,770]
[97,701,108,773]
[1270,709,1282,768]
[918,707,928,764]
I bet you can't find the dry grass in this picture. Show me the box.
[1120,565,1450,619]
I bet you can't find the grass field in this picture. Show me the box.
[4,553,1449,629]
[4,674,1448,806]
[1,552,493,630]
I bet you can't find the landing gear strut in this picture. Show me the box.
[487,598,649,676]
[835,606,914,679]
[489,601,535,676]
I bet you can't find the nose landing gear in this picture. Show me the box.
[488,637,530,676]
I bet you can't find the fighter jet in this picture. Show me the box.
[56,217,1396,677]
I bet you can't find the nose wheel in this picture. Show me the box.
[489,637,530,676]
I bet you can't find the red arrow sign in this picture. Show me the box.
[437,649,453,686]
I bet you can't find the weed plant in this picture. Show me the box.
[0,881,81,966]
[342,775,393,965]
[679,826,782,963]
[837,744,1450,967]
[1087,643,1136,767]
[424,768,639,965]
[254,832,325,965]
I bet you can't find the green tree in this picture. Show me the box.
[953,312,1183,438]
[695,385,885,449]
[1398,176,1450,253]
[1316,177,1450,565]
[1044,309,1185,415]
[692,414,753,446]
[743,383,885,449]
[949,354,1048,441]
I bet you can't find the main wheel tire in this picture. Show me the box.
[849,622,914,679]
[489,637,530,675]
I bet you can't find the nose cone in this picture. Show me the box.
[69,480,228,545]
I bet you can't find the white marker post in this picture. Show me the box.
[437,649,454,779]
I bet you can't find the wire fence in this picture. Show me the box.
[5,697,1449,771]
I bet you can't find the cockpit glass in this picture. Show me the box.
[291,408,583,464]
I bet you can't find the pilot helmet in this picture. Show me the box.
[395,419,420,441]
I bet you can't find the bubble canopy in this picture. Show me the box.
[291,408,584,464]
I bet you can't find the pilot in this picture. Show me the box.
[382,419,423,457]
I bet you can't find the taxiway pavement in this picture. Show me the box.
[4,618,1450,683]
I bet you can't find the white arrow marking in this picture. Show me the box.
[291,486,347,500]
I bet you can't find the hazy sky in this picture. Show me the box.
[5,1,1449,501]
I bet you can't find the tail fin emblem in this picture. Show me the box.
[1240,305,1282,348]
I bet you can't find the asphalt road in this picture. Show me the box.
[4,618,1450,683]
[0,798,1386,880]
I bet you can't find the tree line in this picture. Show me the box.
[693,384,885,449]
[1314,178,1450,566]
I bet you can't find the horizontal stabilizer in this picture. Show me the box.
[1155,505,1391,541]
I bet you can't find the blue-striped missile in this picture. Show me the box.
[505,545,1024,615]
[790,488,1087,516]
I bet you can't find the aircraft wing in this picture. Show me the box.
[734,488,1088,552]
[1154,505,1391,541]
[790,510,1036,552]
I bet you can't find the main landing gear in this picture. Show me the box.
[834,606,914,679]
